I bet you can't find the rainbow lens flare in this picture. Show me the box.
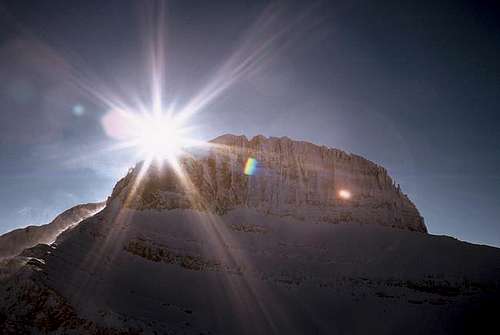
[244,157,258,175]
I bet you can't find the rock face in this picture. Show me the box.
[111,134,426,232]
[0,202,105,259]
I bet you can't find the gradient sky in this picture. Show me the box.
[0,0,499,246]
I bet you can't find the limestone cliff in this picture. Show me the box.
[109,134,426,232]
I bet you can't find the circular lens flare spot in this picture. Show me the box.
[338,189,352,199]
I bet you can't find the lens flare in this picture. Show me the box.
[244,157,258,175]
[338,189,352,199]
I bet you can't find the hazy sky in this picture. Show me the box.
[0,0,499,246]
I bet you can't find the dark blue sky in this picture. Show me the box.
[0,0,499,246]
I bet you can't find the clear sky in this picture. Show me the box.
[0,0,499,246]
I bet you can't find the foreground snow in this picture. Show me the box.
[2,204,498,334]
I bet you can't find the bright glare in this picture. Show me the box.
[339,189,352,199]
[134,114,185,160]
[101,109,197,164]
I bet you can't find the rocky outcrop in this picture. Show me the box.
[0,202,105,259]
[110,134,426,232]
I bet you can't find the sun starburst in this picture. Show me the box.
[101,107,199,166]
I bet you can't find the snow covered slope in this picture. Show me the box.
[1,135,499,334]
[2,205,499,334]
[0,202,104,259]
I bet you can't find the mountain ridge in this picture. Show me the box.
[0,202,105,259]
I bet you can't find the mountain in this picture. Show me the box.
[114,134,426,232]
[1,135,499,334]
[0,202,105,259]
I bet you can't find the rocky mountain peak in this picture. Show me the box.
[108,134,426,233]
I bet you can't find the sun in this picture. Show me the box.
[133,113,187,161]
[101,109,197,164]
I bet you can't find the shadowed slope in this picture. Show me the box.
[2,206,498,334]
